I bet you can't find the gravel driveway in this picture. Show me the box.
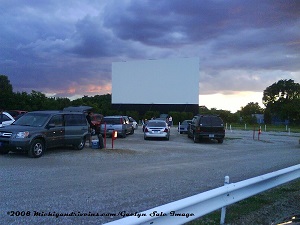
[1,127,299,224]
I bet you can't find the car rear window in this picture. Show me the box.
[92,115,102,121]
[200,116,223,126]
[200,117,211,126]
[182,120,191,125]
[211,117,223,126]
[147,121,166,127]
[102,117,122,124]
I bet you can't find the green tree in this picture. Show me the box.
[202,108,239,124]
[0,75,14,110]
[29,90,48,111]
[12,92,31,110]
[143,111,159,120]
[263,79,300,124]
[179,112,194,122]
[240,102,264,124]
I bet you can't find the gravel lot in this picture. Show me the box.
[1,126,299,225]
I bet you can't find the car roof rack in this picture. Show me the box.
[63,106,93,113]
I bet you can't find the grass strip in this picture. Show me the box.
[187,179,300,225]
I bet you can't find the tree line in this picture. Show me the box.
[1,75,299,125]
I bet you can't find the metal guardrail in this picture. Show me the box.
[104,164,300,225]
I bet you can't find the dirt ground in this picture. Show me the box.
[1,126,299,225]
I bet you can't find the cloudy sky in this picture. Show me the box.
[1,0,299,112]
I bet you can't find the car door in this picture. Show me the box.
[46,114,64,148]
[64,114,88,145]
[123,116,131,134]
[188,116,197,136]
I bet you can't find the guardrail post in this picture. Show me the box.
[220,176,230,225]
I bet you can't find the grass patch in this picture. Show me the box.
[187,179,300,225]
[227,124,300,133]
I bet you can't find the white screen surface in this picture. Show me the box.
[112,58,199,104]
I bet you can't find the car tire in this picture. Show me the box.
[193,133,199,143]
[28,139,44,158]
[120,130,126,138]
[74,136,86,150]
[129,128,134,135]
[144,136,148,140]
[0,149,9,155]
[217,138,224,144]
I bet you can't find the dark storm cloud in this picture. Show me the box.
[0,0,299,99]
[103,0,300,47]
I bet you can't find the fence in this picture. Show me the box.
[104,164,300,225]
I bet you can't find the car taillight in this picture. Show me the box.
[144,128,148,132]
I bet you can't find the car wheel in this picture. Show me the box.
[217,138,224,144]
[193,133,199,143]
[0,149,9,155]
[74,137,86,150]
[144,136,148,140]
[28,139,44,158]
[119,130,126,138]
[129,128,134,135]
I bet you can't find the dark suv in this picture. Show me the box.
[187,115,225,143]
[0,111,89,158]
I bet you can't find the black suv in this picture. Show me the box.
[187,115,225,143]
[0,111,89,158]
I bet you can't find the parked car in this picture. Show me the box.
[178,120,192,134]
[7,110,28,119]
[187,115,225,143]
[14,113,27,121]
[0,110,89,158]
[100,116,134,138]
[129,117,138,129]
[91,113,103,129]
[0,112,15,127]
[63,105,93,113]
[159,114,169,120]
[144,120,170,140]
[155,117,167,121]
[63,106,103,131]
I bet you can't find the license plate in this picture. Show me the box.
[209,134,214,138]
